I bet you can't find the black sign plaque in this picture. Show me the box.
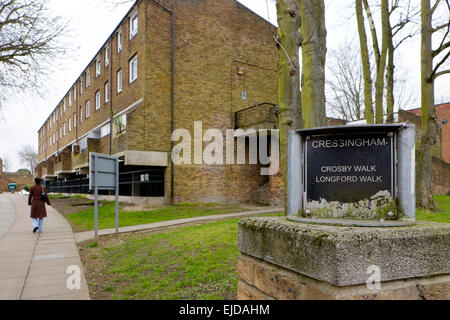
[305,132,394,203]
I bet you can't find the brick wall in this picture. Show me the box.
[406,103,450,163]
[162,0,278,203]
[432,158,450,195]
[0,173,34,192]
[36,0,281,204]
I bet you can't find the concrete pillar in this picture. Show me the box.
[238,217,450,300]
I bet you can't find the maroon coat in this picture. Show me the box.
[28,185,50,219]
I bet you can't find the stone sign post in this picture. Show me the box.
[237,124,450,300]
[287,124,415,226]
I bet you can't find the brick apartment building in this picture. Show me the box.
[35,0,280,204]
[406,102,450,164]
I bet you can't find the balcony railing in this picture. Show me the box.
[235,103,278,130]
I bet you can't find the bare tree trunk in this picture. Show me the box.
[386,23,395,123]
[276,0,302,212]
[356,0,375,124]
[416,0,439,210]
[374,0,389,124]
[299,0,327,128]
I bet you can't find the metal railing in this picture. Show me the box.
[46,168,165,197]
[235,103,278,129]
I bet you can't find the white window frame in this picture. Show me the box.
[74,112,77,128]
[118,29,122,53]
[63,98,66,113]
[74,85,77,102]
[69,117,72,132]
[80,78,83,94]
[105,46,109,67]
[86,69,90,88]
[95,91,101,110]
[69,91,72,106]
[105,82,109,103]
[86,101,90,118]
[130,12,138,39]
[96,58,101,77]
[80,106,83,123]
[101,123,111,138]
[117,69,123,93]
[63,122,66,136]
[129,55,138,83]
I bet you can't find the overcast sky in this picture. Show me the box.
[0,0,449,172]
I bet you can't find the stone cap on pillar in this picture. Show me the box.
[238,217,450,287]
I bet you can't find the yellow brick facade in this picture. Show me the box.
[36,0,279,204]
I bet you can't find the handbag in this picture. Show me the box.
[40,187,48,203]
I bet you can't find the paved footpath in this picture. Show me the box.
[0,194,90,300]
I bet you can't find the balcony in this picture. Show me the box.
[235,103,279,131]
[73,137,101,170]
[54,148,73,178]
[42,158,56,181]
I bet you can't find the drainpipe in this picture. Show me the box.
[109,35,113,156]
[150,0,175,204]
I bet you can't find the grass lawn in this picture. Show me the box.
[80,196,449,300]
[82,212,284,300]
[416,195,450,223]
[66,202,247,232]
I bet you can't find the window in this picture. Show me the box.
[96,59,101,77]
[129,55,138,83]
[56,130,58,141]
[80,78,83,94]
[74,85,77,102]
[63,122,66,136]
[95,91,101,110]
[69,91,72,106]
[101,123,110,138]
[130,12,138,39]
[63,98,66,113]
[86,101,90,118]
[86,69,90,88]
[80,106,83,123]
[117,70,122,93]
[74,112,77,128]
[69,117,72,132]
[56,109,58,121]
[105,82,109,103]
[118,29,122,52]
[114,113,127,133]
[105,47,109,66]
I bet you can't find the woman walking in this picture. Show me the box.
[28,177,51,234]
